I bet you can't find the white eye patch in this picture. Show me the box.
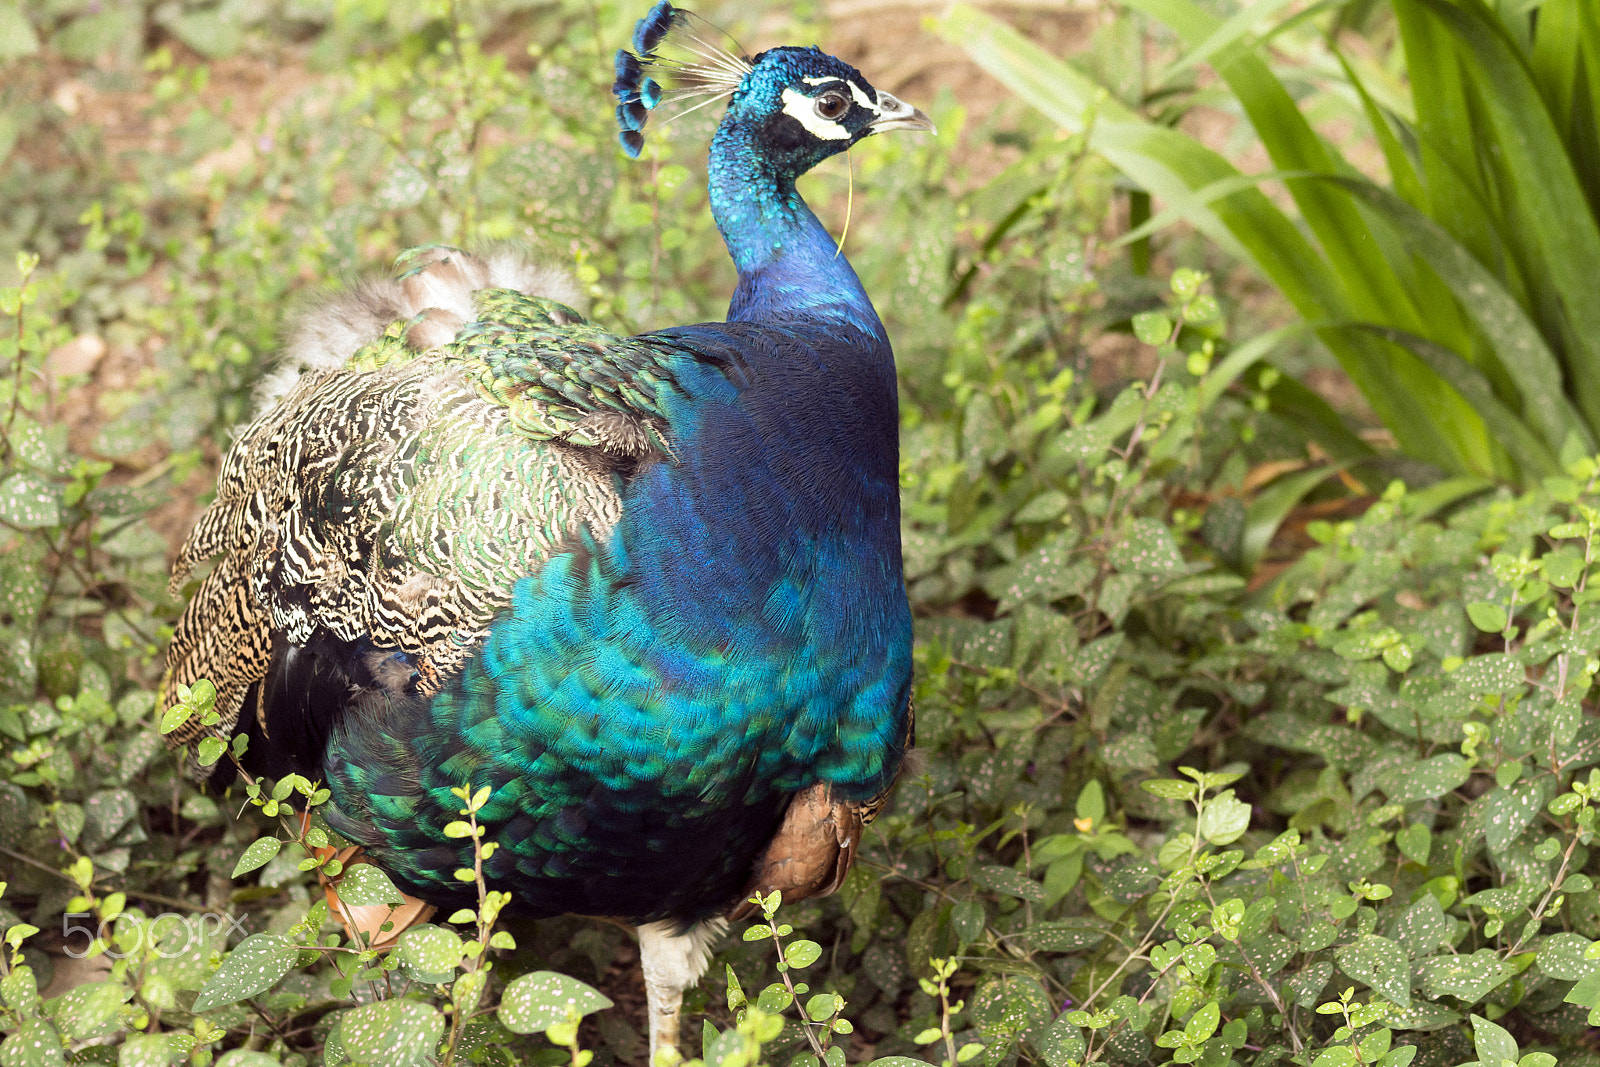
[780,87,851,140]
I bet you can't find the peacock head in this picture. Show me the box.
[612,2,932,175]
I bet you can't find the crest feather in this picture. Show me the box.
[612,2,751,157]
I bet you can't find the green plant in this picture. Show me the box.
[939,0,1600,487]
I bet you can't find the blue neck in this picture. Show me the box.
[708,123,886,337]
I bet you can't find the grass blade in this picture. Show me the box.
[1325,175,1590,454]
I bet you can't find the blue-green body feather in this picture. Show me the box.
[326,315,910,919]
[166,2,927,927]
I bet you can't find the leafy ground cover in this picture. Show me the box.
[2,1,1600,1065]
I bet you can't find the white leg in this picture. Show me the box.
[637,918,726,1065]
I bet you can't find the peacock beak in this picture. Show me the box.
[867,91,935,135]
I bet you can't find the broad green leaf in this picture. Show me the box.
[46,980,130,1041]
[0,1020,64,1067]
[1025,919,1110,952]
[1335,934,1412,1008]
[1396,823,1430,865]
[190,934,298,1012]
[1240,465,1343,570]
[1420,949,1516,1001]
[1471,1014,1518,1067]
[336,863,405,907]
[498,971,613,1033]
[231,837,282,878]
[0,473,62,529]
[1484,778,1553,852]
[1356,325,1558,477]
[1198,791,1251,845]
[396,925,464,984]
[969,864,1046,902]
[1325,176,1589,456]
[1536,932,1600,980]
[337,1000,444,1067]
[1466,601,1509,633]
[1378,754,1471,803]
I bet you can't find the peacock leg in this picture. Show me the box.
[636,918,726,1064]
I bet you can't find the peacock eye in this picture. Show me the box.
[814,92,848,120]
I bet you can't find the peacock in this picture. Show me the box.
[161,2,930,1058]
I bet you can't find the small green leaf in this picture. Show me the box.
[784,939,822,968]
[1466,601,1508,633]
[1396,824,1430,865]
[1198,791,1251,845]
[1185,1000,1220,1041]
[197,736,226,766]
[1133,310,1172,345]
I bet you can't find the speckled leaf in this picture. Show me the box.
[0,473,61,529]
[1335,934,1411,1008]
[0,548,45,629]
[214,1052,289,1067]
[231,837,281,878]
[1448,653,1525,693]
[1378,1001,1461,1031]
[1537,932,1600,980]
[1197,791,1251,845]
[972,974,1051,1045]
[1107,518,1185,575]
[189,934,298,1012]
[986,535,1092,614]
[1420,949,1515,1001]
[1065,633,1122,687]
[1470,1014,1517,1066]
[958,621,1012,668]
[1238,932,1295,978]
[1245,712,1381,765]
[1026,918,1110,952]
[338,1000,444,1067]
[1285,962,1334,1008]
[970,864,1046,902]
[80,788,137,852]
[0,1020,64,1067]
[862,943,906,994]
[1484,777,1552,851]
[1463,880,1541,912]
[1099,859,1160,903]
[1378,754,1471,803]
[46,979,130,1041]
[336,863,405,907]
[118,1034,188,1067]
[397,925,463,984]
[1388,893,1456,958]
[498,971,613,1033]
